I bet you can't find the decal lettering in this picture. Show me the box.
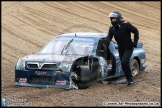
[54,38,94,42]
[107,64,112,70]
[35,71,47,75]
[63,61,73,64]
[141,59,145,63]
[55,80,66,85]
[19,78,27,83]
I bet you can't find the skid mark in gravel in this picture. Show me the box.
[43,3,107,26]
[2,2,161,106]
[2,42,27,55]
[2,26,42,48]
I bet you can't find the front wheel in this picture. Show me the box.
[131,59,139,77]
[72,65,91,89]
[77,82,91,89]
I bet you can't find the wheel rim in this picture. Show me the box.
[131,61,139,77]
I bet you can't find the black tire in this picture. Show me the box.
[77,65,91,89]
[77,82,91,89]
[131,59,139,77]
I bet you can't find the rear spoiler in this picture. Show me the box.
[136,42,143,48]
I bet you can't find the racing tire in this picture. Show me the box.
[77,82,91,89]
[77,65,91,89]
[131,59,139,77]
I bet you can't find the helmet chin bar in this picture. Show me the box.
[111,21,118,26]
[110,17,121,26]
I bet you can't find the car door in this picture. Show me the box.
[108,41,125,77]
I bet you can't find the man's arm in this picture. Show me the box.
[127,23,139,47]
[106,26,113,46]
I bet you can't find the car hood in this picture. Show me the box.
[21,54,84,62]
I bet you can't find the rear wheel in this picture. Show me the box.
[131,59,139,77]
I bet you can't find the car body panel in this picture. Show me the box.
[15,32,147,89]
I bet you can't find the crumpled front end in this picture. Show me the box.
[15,60,78,90]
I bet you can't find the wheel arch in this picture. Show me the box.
[132,56,140,70]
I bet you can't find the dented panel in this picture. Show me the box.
[98,57,108,78]
[59,61,73,72]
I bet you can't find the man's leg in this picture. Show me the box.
[120,48,134,85]
[118,47,124,61]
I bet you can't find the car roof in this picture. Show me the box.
[57,32,107,38]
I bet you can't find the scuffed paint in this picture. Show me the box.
[59,61,73,72]
[69,75,78,89]
[98,57,108,78]
[116,60,122,72]
[58,61,79,89]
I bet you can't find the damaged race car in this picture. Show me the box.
[15,32,147,89]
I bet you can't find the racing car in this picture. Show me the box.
[15,32,147,89]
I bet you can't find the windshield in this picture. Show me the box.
[39,37,95,55]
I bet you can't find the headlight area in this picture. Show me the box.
[15,59,25,70]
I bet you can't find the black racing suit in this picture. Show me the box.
[107,21,139,82]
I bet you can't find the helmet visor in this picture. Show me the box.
[109,12,118,18]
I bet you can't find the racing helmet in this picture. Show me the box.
[109,10,123,26]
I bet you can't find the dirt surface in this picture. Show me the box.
[1,1,161,107]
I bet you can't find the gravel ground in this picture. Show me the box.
[2,1,161,107]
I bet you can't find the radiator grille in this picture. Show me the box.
[27,62,56,69]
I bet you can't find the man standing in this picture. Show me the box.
[106,10,139,85]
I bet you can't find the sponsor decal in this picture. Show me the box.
[107,64,112,70]
[141,58,146,63]
[35,71,47,75]
[63,61,73,64]
[142,62,147,67]
[19,78,27,83]
[55,80,66,85]
[141,58,147,67]
[20,59,25,62]
[55,37,93,42]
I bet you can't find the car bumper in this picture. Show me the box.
[15,82,70,89]
[15,70,72,89]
